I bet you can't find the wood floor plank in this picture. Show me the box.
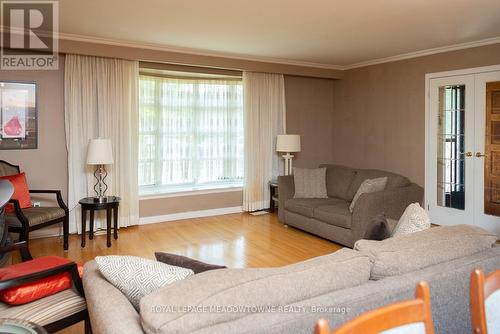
[26,212,341,334]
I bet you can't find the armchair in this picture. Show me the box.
[0,179,89,333]
[0,241,90,333]
[0,160,69,251]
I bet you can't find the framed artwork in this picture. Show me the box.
[0,81,37,150]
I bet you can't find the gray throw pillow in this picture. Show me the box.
[349,177,388,212]
[293,167,328,198]
[155,252,226,274]
[96,255,193,310]
[364,214,392,241]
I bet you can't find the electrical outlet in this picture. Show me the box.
[33,201,41,207]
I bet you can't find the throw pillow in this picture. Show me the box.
[363,214,392,241]
[0,172,32,213]
[293,167,328,199]
[0,256,83,305]
[95,255,193,310]
[392,203,430,237]
[349,177,388,212]
[155,252,226,274]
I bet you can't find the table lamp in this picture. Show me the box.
[276,134,301,175]
[87,138,114,202]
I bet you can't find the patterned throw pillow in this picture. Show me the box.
[392,203,431,237]
[349,177,388,212]
[95,255,193,310]
[293,167,328,199]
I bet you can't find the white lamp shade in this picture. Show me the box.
[86,139,114,165]
[276,134,301,152]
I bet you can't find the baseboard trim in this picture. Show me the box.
[139,206,243,225]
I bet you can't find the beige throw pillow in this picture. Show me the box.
[349,177,388,212]
[392,203,430,237]
[293,167,328,198]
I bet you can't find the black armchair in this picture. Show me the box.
[0,160,69,251]
[0,181,89,333]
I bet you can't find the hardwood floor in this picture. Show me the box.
[27,212,342,333]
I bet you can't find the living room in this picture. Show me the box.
[0,1,499,334]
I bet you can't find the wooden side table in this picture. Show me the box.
[269,181,279,213]
[79,196,120,248]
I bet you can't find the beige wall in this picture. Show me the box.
[139,191,243,217]
[0,56,67,202]
[331,43,500,186]
[285,75,335,168]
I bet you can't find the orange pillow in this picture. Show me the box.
[0,172,32,213]
[0,256,83,305]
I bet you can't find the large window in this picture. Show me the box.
[138,73,244,195]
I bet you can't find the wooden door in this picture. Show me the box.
[484,81,500,216]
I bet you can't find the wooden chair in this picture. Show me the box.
[470,268,500,334]
[0,160,69,252]
[0,179,89,333]
[315,282,435,334]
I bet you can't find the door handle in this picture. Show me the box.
[475,152,487,158]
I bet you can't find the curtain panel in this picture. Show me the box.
[64,54,139,233]
[243,72,286,211]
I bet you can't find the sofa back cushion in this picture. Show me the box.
[140,248,370,334]
[354,225,497,280]
[346,169,410,201]
[319,164,357,201]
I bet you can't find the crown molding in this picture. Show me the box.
[10,31,498,71]
[342,36,500,70]
[57,32,345,70]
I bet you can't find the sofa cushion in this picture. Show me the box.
[313,199,352,229]
[347,169,410,201]
[285,198,339,217]
[319,164,357,201]
[140,248,371,334]
[155,252,226,274]
[293,167,328,199]
[354,225,497,280]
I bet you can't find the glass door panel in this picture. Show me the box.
[436,85,466,210]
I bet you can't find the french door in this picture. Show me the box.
[427,66,500,236]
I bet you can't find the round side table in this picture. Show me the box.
[79,196,120,248]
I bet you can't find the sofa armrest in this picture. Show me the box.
[278,175,294,222]
[83,261,144,334]
[351,183,424,244]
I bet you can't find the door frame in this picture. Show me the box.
[425,64,500,220]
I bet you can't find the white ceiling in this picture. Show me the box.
[59,0,500,68]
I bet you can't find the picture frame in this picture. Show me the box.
[0,81,37,150]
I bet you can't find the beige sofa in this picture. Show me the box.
[83,225,499,334]
[278,164,423,247]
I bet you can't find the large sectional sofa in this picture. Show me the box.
[83,225,499,334]
[278,164,424,247]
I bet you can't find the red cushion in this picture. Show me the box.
[0,172,32,213]
[0,256,83,305]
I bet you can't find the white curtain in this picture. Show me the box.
[65,54,139,233]
[243,72,286,211]
[138,75,244,190]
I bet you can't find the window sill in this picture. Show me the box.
[139,185,243,200]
